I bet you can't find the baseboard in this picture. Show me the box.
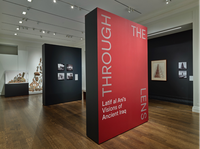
[149,95,193,105]
[192,106,200,113]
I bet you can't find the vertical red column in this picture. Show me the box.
[97,8,148,143]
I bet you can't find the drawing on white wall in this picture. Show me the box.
[66,64,73,71]
[29,58,43,92]
[58,63,65,71]
[58,73,65,80]
[179,71,187,78]
[178,62,187,69]
[67,73,73,80]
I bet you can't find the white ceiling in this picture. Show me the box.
[0,0,195,46]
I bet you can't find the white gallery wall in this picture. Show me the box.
[133,1,199,113]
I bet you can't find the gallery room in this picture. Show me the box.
[0,0,199,148]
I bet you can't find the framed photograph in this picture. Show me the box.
[58,63,65,71]
[179,71,187,78]
[58,73,65,80]
[67,73,73,80]
[66,64,73,71]
[151,60,167,81]
[178,62,187,69]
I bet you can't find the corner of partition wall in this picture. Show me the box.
[42,44,46,106]
[85,8,99,144]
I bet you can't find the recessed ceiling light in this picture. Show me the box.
[80,37,83,40]
[27,0,32,2]
[53,0,56,3]
[71,5,74,9]
[14,33,17,36]
[16,27,20,30]
[42,30,46,34]
[22,11,27,15]
[19,21,23,24]
[53,32,56,35]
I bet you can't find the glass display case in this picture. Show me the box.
[5,70,29,84]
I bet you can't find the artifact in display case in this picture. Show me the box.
[29,58,43,92]
[5,70,29,84]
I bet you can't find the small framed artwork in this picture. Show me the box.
[66,64,73,71]
[58,73,65,80]
[178,62,187,69]
[67,73,73,80]
[179,71,187,78]
[151,60,167,81]
[58,63,65,71]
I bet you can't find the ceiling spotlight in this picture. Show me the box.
[22,11,27,15]
[42,30,46,34]
[53,0,57,3]
[19,21,23,24]
[80,37,83,40]
[66,35,73,38]
[27,0,32,2]
[127,7,132,13]
[166,0,171,4]
[71,5,74,9]
[53,32,56,35]
[14,33,17,36]
[16,27,20,30]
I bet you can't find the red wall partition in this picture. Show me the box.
[86,8,148,144]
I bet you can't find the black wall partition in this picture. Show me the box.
[42,44,82,106]
[148,30,193,105]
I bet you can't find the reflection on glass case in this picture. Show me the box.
[5,70,29,84]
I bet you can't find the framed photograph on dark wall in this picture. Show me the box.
[66,64,73,71]
[179,71,187,78]
[178,62,187,69]
[151,60,167,81]
[67,73,73,80]
[58,63,65,71]
[58,73,65,80]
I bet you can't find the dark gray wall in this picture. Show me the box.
[42,44,82,106]
[148,30,193,105]
[85,8,99,144]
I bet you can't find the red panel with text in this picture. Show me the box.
[97,8,148,144]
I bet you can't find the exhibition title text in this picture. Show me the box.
[101,14,112,97]
[131,25,146,39]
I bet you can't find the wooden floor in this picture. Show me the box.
[0,94,199,149]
